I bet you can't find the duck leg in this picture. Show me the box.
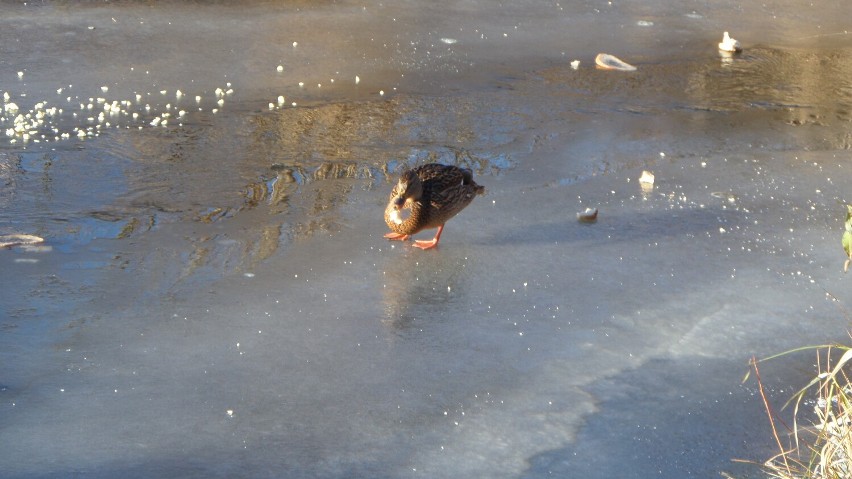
[384,232,410,241]
[413,225,444,250]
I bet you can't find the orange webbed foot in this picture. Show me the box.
[411,225,444,250]
[412,239,439,250]
[384,232,410,241]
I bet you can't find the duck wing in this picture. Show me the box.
[419,165,481,220]
[418,164,477,196]
[412,163,466,185]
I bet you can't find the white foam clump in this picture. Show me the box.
[1,83,242,146]
[0,234,44,248]
[718,31,742,53]
[595,53,637,71]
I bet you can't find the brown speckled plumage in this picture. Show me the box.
[384,163,485,249]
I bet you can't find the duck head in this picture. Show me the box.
[389,170,423,210]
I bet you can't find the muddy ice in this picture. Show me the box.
[2,1,852,478]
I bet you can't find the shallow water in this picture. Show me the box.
[2,1,852,478]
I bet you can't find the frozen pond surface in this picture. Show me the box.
[2,1,852,478]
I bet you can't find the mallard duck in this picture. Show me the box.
[384,163,485,249]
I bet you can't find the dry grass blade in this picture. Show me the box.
[751,355,794,476]
[745,345,852,479]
